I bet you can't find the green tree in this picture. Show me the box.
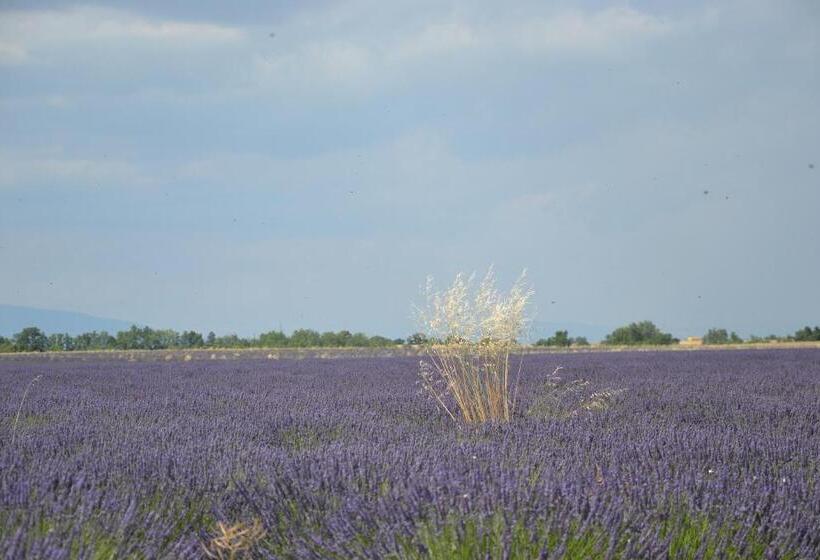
[13,327,49,352]
[153,329,180,349]
[794,326,820,342]
[349,332,370,346]
[0,335,13,353]
[115,325,143,349]
[572,336,590,346]
[48,333,75,351]
[604,321,677,345]
[703,328,730,345]
[115,326,178,350]
[179,330,204,348]
[289,329,321,347]
[74,331,115,350]
[535,330,571,347]
[406,332,429,345]
[335,330,353,347]
[259,330,288,347]
[213,333,253,348]
[367,335,394,347]
[318,331,339,346]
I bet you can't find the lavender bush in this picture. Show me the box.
[0,349,818,558]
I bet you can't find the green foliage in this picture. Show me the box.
[179,330,204,348]
[47,332,75,351]
[387,507,789,560]
[393,513,610,560]
[604,321,677,345]
[702,328,724,344]
[211,333,251,348]
[406,332,429,345]
[703,329,743,345]
[535,330,571,347]
[259,330,288,347]
[73,331,116,351]
[316,331,337,346]
[368,335,395,347]
[794,325,820,341]
[13,327,48,352]
[115,325,180,350]
[349,332,370,346]
[257,329,398,348]
[747,334,786,343]
[658,508,791,560]
[288,328,321,347]
[534,330,582,347]
[0,324,400,352]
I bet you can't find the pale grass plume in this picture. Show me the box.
[415,267,533,424]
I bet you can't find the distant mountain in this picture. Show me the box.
[528,320,613,344]
[0,305,134,337]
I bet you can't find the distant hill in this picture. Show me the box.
[0,305,133,337]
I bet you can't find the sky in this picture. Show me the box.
[0,0,818,340]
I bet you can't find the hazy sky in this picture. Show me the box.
[1,0,818,339]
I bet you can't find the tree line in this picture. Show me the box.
[2,322,819,353]
[534,321,820,347]
[0,325,406,353]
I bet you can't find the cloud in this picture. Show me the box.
[0,149,150,190]
[512,7,670,54]
[0,41,27,64]
[391,21,479,60]
[0,3,673,101]
[0,5,245,89]
[248,4,673,97]
[0,6,243,52]
[0,6,249,98]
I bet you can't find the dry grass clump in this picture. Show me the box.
[580,388,627,412]
[202,519,266,560]
[416,267,533,424]
[528,367,626,418]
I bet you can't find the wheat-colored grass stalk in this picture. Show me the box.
[202,519,266,560]
[416,267,532,424]
[11,375,42,446]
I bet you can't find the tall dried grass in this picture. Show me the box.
[11,375,42,446]
[416,267,532,424]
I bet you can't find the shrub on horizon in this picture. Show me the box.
[406,332,429,346]
[794,326,820,342]
[603,321,677,346]
[534,330,571,347]
[703,328,743,345]
[415,267,533,424]
[12,327,48,352]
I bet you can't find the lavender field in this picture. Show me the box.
[1,349,818,559]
